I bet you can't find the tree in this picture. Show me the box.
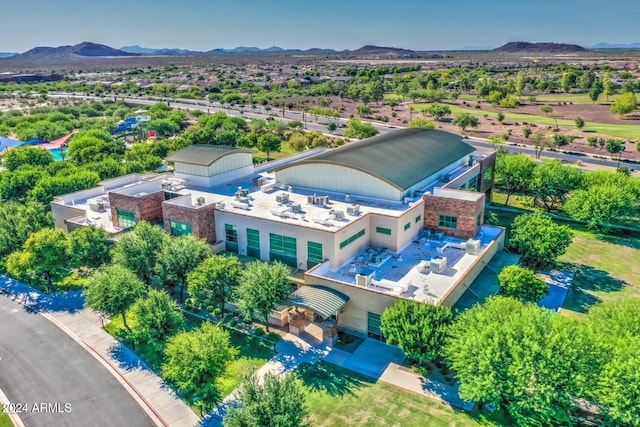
[603,71,615,101]
[529,160,582,212]
[7,228,70,290]
[498,265,548,303]
[510,212,573,271]
[69,226,111,269]
[604,138,625,160]
[610,92,637,118]
[496,111,505,123]
[0,201,49,258]
[158,234,210,302]
[2,146,54,171]
[574,116,585,130]
[445,297,598,426]
[355,103,371,117]
[408,117,435,129]
[112,221,170,287]
[589,78,603,103]
[530,132,550,159]
[586,300,640,425]
[257,134,281,160]
[342,118,379,139]
[224,369,310,427]
[539,104,553,116]
[237,261,292,331]
[187,255,241,314]
[380,300,453,364]
[452,113,478,132]
[162,323,238,409]
[148,118,179,138]
[288,132,308,152]
[86,264,147,329]
[424,103,451,121]
[495,153,537,205]
[130,289,184,344]
[565,183,637,231]
[327,122,337,132]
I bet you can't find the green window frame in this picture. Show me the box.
[376,227,392,235]
[438,215,458,229]
[415,215,422,223]
[467,175,480,191]
[225,224,238,253]
[170,220,192,236]
[339,229,365,249]
[247,228,260,258]
[269,233,297,267]
[404,222,411,231]
[116,209,136,228]
[307,241,323,268]
[483,166,493,184]
[367,312,382,338]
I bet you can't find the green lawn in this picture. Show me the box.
[104,312,273,400]
[559,229,640,317]
[491,191,535,211]
[298,361,510,427]
[410,103,640,139]
[0,412,13,427]
[252,141,298,163]
[457,93,619,105]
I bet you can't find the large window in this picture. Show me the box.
[170,220,192,236]
[467,175,480,191]
[225,224,238,253]
[438,215,458,229]
[307,241,323,268]
[247,228,260,259]
[339,229,365,249]
[483,166,493,185]
[269,233,297,267]
[367,312,382,338]
[116,209,136,228]
[376,227,392,235]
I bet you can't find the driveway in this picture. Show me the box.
[0,295,156,427]
[325,338,406,379]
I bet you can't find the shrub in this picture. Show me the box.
[266,332,282,342]
[253,326,265,336]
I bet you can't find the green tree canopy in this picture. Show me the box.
[498,265,548,303]
[224,369,310,427]
[343,119,379,139]
[529,160,582,212]
[452,113,478,132]
[162,323,238,409]
[69,226,112,269]
[610,92,637,117]
[446,297,598,426]
[510,212,573,271]
[2,146,54,171]
[85,264,147,329]
[495,152,537,206]
[256,134,281,160]
[565,182,637,231]
[130,289,184,345]
[408,117,435,129]
[423,103,451,121]
[0,201,49,258]
[158,234,211,302]
[187,255,241,314]
[237,261,292,331]
[380,300,453,364]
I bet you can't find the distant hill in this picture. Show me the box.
[0,52,16,58]
[592,42,640,49]
[121,45,199,55]
[348,45,415,56]
[13,42,139,60]
[493,42,587,53]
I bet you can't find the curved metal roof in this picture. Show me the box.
[273,129,475,191]
[165,144,253,166]
[288,285,349,319]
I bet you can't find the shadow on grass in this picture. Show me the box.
[561,263,626,313]
[595,230,640,250]
[297,361,369,397]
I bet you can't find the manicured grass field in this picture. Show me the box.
[559,228,640,317]
[410,103,639,139]
[252,141,298,163]
[0,412,13,427]
[457,93,620,104]
[298,361,510,427]
[105,312,273,399]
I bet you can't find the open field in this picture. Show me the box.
[299,361,510,427]
[0,412,13,427]
[458,93,621,104]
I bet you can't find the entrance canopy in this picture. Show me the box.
[289,285,349,319]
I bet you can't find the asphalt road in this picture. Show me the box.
[0,296,156,427]
[48,92,638,171]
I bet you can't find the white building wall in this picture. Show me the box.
[175,164,254,188]
[174,153,253,177]
[368,200,424,251]
[275,164,402,201]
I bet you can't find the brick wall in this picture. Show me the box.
[423,193,486,239]
[109,190,165,228]
[162,200,217,244]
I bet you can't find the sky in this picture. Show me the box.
[2,0,640,53]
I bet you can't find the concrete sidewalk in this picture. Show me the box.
[0,275,200,427]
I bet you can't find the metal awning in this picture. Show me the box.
[288,285,349,319]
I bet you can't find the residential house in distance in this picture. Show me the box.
[51,129,503,343]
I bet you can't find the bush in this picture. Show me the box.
[253,327,265,336]
[266,332,282,342]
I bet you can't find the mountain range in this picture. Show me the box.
[120,45,335,55]
[592,42,640,49]
[493,42,586,53]
[5,42,139,60]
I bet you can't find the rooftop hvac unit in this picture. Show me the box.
[89,201,105,212]
[465,239,481,255]
[330,210,345,220]
[235,187,249,198]
[307,194,316,204]
[355,272,374,287]
[290,203,302,213]
[430,257,447,273]
[197,197,206,206]
[215,202,225,209]
[253,176,266,187]
[238,196,250,204]
[346,204,360,216]
[276,193,289,203]
[320,195,330,205]
[442,173,452,182]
